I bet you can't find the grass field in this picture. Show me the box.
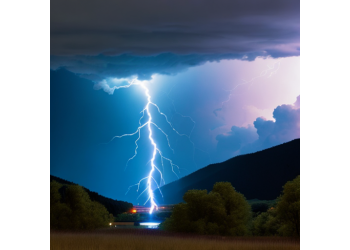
[50,228,300,250]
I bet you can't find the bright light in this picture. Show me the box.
[106,77,195,214]
[109,223,112,226]
[140,222,160,226]
[140,222,160,228]
[132,209,137,213]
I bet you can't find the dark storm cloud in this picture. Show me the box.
[50,53,263,81]
[51,0,299,80]
[216,96,300,161]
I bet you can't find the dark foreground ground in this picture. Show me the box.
[51,228,300,250]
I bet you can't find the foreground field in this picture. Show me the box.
[51,229,300,250]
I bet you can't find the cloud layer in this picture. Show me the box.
[216,96,300,161]
[50,53,263,81]
[51,0,299,56]
[51,0,299,80]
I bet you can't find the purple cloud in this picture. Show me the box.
[215,95,300,161]
[216,125,258,160]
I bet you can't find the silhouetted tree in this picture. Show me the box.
[276,175,300,236]
[50,181,72,229]
[50,175,133,216]
[50,181,113,230]
[251,175,300,237]
[115,213,140,222]
[160,182,251,236]
[251,207,281,236]
[251,202,269,214]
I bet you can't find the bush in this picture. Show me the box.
[251,202,269,214]
[115,213,140,222]
[50,181,113,230]
[160,182,251,236]
[251,207,281,236]
[276,175,300,236]
[251,175,300,237]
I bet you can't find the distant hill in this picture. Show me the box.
[50,175,133,216]
[155,139,300,204]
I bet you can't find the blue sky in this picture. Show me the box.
[51,56,299,204]
[49,0,300,205]
[3,0,350,248]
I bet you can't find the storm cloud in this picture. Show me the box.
[51,0,299,80]
[216,95,300,161]
[216,125,259,160]
[50,53,263,81]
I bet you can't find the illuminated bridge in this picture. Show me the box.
[130,205,175,214]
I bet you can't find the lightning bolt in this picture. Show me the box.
[105,77,193,214]
[162,89,212,168]
[213,61,280,117]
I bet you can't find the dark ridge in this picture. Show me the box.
[50,175,133,216]
[155,139,300,204]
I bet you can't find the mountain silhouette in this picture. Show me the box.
[155,138,300,204]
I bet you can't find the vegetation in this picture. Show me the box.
[155,211,173,220]
[160,182,251,236]
[50,174,299,238]
[251,207,281,236]
[251,176,300,237]
[50,181,114,230]
[276,175,300,236]
[50,175,133,216]
[115,213,140,222]
[248,199,276,216]
[160,177,300,238]
[51,230,300,250]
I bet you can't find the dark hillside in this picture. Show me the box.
[50,175,133,216]
[155,139,300,204]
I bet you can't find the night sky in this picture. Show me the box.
[50,0,300,205]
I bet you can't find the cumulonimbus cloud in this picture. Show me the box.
[50,0,299,80]
[216,96,300,160]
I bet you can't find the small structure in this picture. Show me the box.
[109,222,135,227]
[130,204,175,214]
[131,205,150,214]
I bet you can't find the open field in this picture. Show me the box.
[51,229,300,250]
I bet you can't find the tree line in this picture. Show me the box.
[160,175,300,237]
[51,181,128,230]
[50,175,299,235]
[50,175,133,216]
